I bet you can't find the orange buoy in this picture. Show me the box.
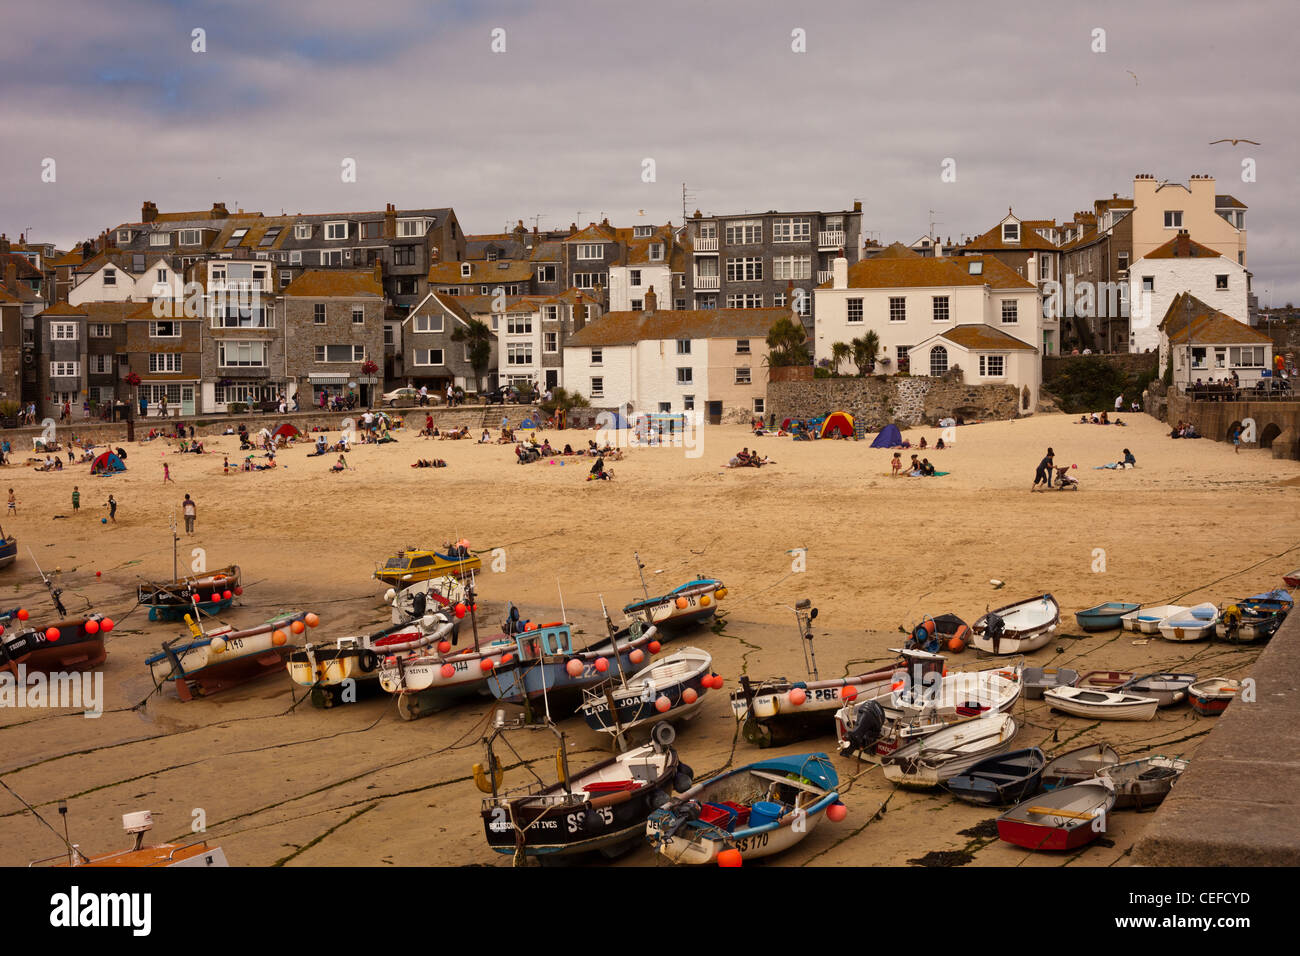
[841,685,858,701]
[272,629,287,646]
[948,636,966,652]
[291,619,305,634]
[682,688,698,704]
[438,640,451,653]
[827,802,848,823]
[788,687,807,706]
[655,696,671,713]
[629,649,645,665]
[565,659,584,677]
[675,597,689,610]
[440,663,455,678]
[304,613,320,628]
[594,657,609,672]
[648,640,661,654]
[718,848,743,867]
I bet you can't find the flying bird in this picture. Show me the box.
[1126,70,1137,85]
[1209,138,1260,146]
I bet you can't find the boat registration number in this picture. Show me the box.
[222,637,245,652]
[566,807,613,833]
[733,831,769,853]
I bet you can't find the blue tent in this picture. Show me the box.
[90,451,126,475]
[869,424,904,448]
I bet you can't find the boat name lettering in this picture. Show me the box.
[566,807,613,833]
[733,830,769,853]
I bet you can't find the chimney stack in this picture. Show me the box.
[211,202,229,218]
[4,261,16,291]
[142,201,158,222]
[644,286,656,315]
[385,203,397,238]
[832,253,848,290]
[0,234,9,255]
[853,200,862,212]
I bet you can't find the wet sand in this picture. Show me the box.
[2,412,1297,866]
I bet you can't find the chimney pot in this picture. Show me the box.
[853,200,862,212]
[644,286,656,314]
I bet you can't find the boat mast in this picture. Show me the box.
[170,511,179,584]
[599,593,630,688]
[634,552,650,602]
[466,571,481,652]
[26,547,67,619]
[793,599,819,682]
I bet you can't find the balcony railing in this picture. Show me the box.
[816,270,833,284]
[209,280,269,294]
[693,237,718,252]
[818,231,846,250]
[694,273,720,291]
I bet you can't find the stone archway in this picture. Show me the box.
[1260,422,1282,449]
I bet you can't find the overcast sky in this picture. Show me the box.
[3,0,1297,302]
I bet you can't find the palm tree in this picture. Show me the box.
[765,315,810,367]
[451,318,495,396]
[851,331,880,376]
[830,342,851,376]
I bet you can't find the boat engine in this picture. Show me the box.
[842,700,885,757]
[985,612,1005,654]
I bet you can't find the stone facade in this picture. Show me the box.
[1165,390,1299,460]
[767,374,1021,429]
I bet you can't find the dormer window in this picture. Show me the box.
[224,228,247,248]
[649,243,664,261]
[460,263,472,278]
[486,249,499,261]
[634,226,654,238]
[295,223,312,240]
[1002,223,1020,243]
[969,261,983,275]
[149,232,170,247]
[179,229,202,246]
[116,229,132,244]
[397,219,427,238]
[325,221,348,241]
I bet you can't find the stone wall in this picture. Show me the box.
[1166,390,1300,460]
[767,375,1020,429]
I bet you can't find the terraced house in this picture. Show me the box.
[282,268,385,407]
[36,301,132,417]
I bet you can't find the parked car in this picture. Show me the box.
[383,387,420,407]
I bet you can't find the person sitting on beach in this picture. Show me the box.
[480,429,491,443]
[330,455,348,473]
[922,458,936,476]
[588,456,612,480]
[53,458,63,472]
[1100,411,1109,425]
[540,439,554,456]
[918,436,927,449]
[241,456,254,472]
[1122,448,1136,467]
[936,437,946,450]
[1078,414,1089,424]
[562,444,574,456]
[891,452,903,477]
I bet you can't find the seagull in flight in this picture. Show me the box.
[1126,70,1138,84]
[1210,138,1261,146]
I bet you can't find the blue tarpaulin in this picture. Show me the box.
[869,424,904,448]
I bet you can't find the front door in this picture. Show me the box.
[182,385,196,416]
[545,370,559,390]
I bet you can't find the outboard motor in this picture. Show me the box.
[842,700,885,757]
[985,612,1005,655]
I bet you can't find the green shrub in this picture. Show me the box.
[229,402,248,414]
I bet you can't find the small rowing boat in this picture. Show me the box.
[882,713,1018,789]
[1156,603,1217,642]
[997,779,1115,851]
[622,557,725,631]
[580,646,715,744]
[1188,677,1240,716]
[1022,666,1079,700]
[138,565,242,622]
[1043,686,1158,721]
[945,748,1045,806]
[1077,670,1136,691]
[1106,755,1189,810]
[972,594,1059,655]
[1121,604,1187,633]
[1042,743,1120,790]
[1118,673,1196,708]
[1075,602,1140,632]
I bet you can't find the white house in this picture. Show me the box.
[564,295,781,419]
[813,249,1043,409]
[1158,292,1272,388]
[69,255,183,306]
[608,225,678,312]
[1128,231,1249,354]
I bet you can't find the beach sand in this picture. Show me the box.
[2,411,1297,867]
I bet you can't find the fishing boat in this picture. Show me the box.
[579,646,715,745]
[385,575,469,623]
[374,544,481,586]
[486,610,666,718]
[1156,603,1218,642]
[971,594,1059,655]
[1,612,111,676]
[0,530,16,570]
[1105,755,1189,810]
[945,748,1046,806]
[882,714,1019,789]
[147,612,319,701]
[1118,673,1196,708]
[477,713,683,861]
[1075,602,1140,632]
[997,779,1116,851]
[378,633,520,720]
[904,613,970,654]
[1122,604,1187,634]
[1022,666,1079,700]
[1043,686,1158,721]
[1240,589,1293,616]
[732,601,913,748]
[1215,604,1282,644]
[287,613,454,707]
[1042,743,1120,790]
[1283,569,1300,590]
[622,555,725,630]
[646,754,843,864]
[138,566,243,622]
[1188,677,1240,716]
[28,810,228,868]
[1078,670,1136,690]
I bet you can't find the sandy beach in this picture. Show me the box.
[2,411,1298,867]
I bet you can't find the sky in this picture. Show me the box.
[3,0,1298,303]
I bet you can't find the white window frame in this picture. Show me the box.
[149,353,183,373]
[149,232,171,247]
[179,229,202,246]
[736,339,751,354]
[217,341,267,368]
[978,354,1005,378]
[325,221,348,241]
[536,265,556,283]
[847,298,864,324]
[149,321,182,338]
[772,218,811,243]
[1002,223,1020,243]
[929,346,948,376]
[726,293,763,309]
[102,268,117,287]
[414,313,444,334]
[630,269,642,287]
[313,345,366,363]
[633,225,654,238]
[576,244,604,260]
[932,296,950,322]
[889,297,906,322]
[1164,211,1183,229]
[753,397,765,415]
[1001,300,1018,324]
[88,354,113,374]
[725,220,762,245]
[543,331,558,353]
[51,322,79,341]
[590,376,604,398]
[676,339,691,355]
[590,348,603,366]
[397,219,426,238]
[289,251,302,265]
[414,348,445,366]
[352,306,365,325]
[649,243,664,261]
[506,343,533,366]
[295,223,312,239]
[773,255,811,280]
[49,361,80,378]
[726,257,764,282]
[506,314,533,335]
[676,367,693,385]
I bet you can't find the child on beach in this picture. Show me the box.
[72,486,80,513]
[223,455,229,474]
[105,495,117,523]
[331,454,348,473]
[7,488,15,514]
[163,462,174,483]
[891,453,902,477]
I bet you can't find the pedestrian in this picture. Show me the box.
[1032,447,1055,491]
[72,485,80,513]
[1231,424,1242,454]
[182,494,196,535]
[106,494,117,523]
[223,455,229,474]
[163,461,174,483]
[1114,394,1123,412]
[6,488,16,515]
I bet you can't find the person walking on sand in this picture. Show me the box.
[223,455,229,474]
[163,461,174,483]
[1231,424,1242,454]
[7,488,16,515]
[891,452,902,477]
[72,486,80,514]
[182,494,196,535]
[1032,447,1055,492]
[106,495,117,524]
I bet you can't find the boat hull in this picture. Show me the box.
[1075,603,1140,632]
[146,614,308,701]
[972,594,1059,655]
[623,579,725,631]
[580,649,713,737]
[997,782,1115,851]
[1043,687,1159,721]
[732,669,898,749]
[138,566,242,622]
[1,618,108,675]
